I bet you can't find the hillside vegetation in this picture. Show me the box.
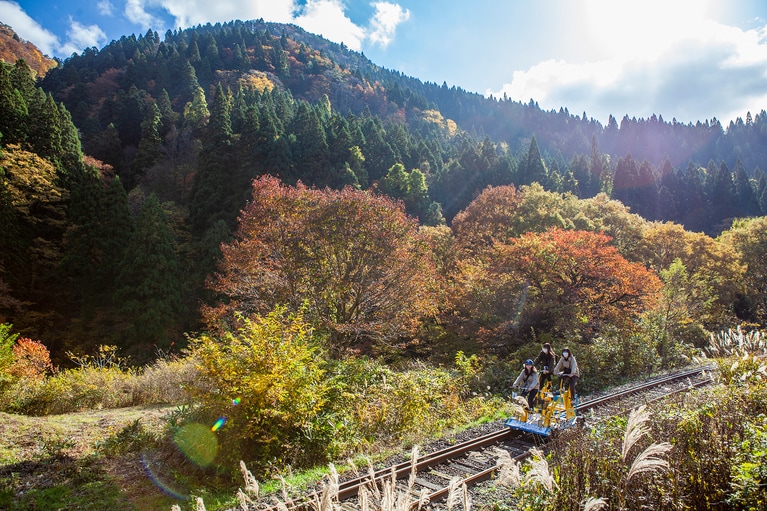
[0,24,56,77]
[1,20,767,359]
[1,19,767,511]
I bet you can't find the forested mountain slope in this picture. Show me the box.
[2,20,766,361]
[0,23,57,77]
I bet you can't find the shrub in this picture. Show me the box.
[728,414,767,510]
[9,337,53,379]
[187,307,331,474]
[131,355,198,404]
[12,363,135,415]
[0,323,19,393]
[323,356,511,456]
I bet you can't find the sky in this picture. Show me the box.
[3,0,767,126]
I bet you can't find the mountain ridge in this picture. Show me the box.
[0,23,57,77]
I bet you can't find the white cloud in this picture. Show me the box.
[490,14,767,125]
[368,2,410,48]
[124,0,296,31]
[60,19,108,56]
[0,0,59,56]
[97,0,114,17]
[123,0,409,51]
[294,0,366,50]
[125,0,163,28]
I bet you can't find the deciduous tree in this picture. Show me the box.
[492,228,661,340]
[205,176,438,355]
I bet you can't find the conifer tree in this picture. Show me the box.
[0,63,28,144]
[290,102,330,186]
[27,91,62,167]
[57,102,83,183]
[130,103,163,186]
[156,88,176,136]
[708,161,739,228]
[732,159,760,217]
[520,135,548,186]
[182,85,209,134]
[114,194,184,354]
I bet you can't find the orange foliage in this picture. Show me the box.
[0,24,57,76]
[10,338,53,379]
[205,176,439,355]
[493,228,662,337]
[451,184,521,252]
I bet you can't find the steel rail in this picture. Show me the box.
[261,365,714,511]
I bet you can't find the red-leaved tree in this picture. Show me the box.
[204,176,439,355]
[492,228,662,339]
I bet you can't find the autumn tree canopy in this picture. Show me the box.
[205,176,438,355]
[491,228,662,340]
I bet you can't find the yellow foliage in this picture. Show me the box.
[238,71,275,93]
[188,307,330,470]
[446,119,458,136]
[421,109,445,124]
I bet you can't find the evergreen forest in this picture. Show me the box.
[2,19,767,363]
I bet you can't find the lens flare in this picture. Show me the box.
[141,452,187,500]
[211,417,227,431]
[232,397,241,406]
[173,422,218,467]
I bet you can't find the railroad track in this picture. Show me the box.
[257,365,714,511]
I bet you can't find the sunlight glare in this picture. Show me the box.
[584,0,714,60]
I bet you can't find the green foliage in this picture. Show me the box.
[95,418,160,456]
[729,415,767,510]
[188,307,330,473]
[577,332,658,391]
[0,323,19,391]
[114,194,185,353]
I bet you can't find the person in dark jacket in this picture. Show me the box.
[512,359,540,409]
[533,342,557,390]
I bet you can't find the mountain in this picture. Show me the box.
[0,23,57,77]
[2,19,767,360]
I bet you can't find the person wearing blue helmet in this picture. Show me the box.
[512,358,539,409]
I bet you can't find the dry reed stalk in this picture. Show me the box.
[358,484,371,511]
[237,488,254,510]
[415,488,430,511]
[582,496,608,511]
[446,477,462,511]
[311,464,340,511]
[622,405,649,462]
[276,474,290,502]
[365,458,382,501]
[626,442,672,481]
[524,448,557,492]
[461,482,471,511]
[408,445,420,489]
[347,457,359,476]
[492,447,521,488]
[240,460,259,497]
[195,497,206,511]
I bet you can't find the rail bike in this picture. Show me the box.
[504,378,580,436]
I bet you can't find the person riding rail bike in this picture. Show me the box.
[512,359,540,409]
[552,347,579,399]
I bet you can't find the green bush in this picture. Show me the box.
[0,324,19,394]
[729,414,767,510]
[187,307,331,474]
[11,364,135,415]
[2,345,196,415]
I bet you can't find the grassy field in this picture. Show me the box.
[0,405,187,511]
